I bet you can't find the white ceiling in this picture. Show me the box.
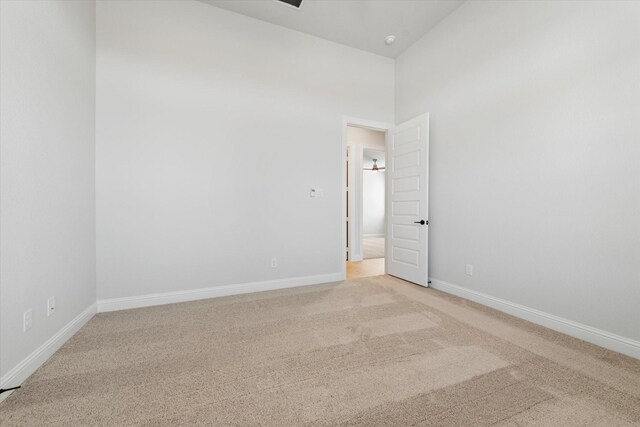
[200,0,464,58]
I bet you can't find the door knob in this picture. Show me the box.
[414,220,427,225]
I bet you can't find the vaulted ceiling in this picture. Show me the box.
[200,0,464,58]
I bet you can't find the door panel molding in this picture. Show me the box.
[386,113,429,286]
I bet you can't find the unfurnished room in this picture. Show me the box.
[1,0,639,425]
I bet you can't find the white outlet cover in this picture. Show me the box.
[465,264,473,276]
[47,296,55,316]
[24,309,33,332]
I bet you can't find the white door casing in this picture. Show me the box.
[386,113,429,286]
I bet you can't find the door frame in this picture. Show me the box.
[340,116,392,280]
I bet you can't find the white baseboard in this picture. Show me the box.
[429,278,640,360]
[0,303,97,396]
[97,272,344,313]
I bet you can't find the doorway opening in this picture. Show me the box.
[340,114,430,285]
[343,121,389,280]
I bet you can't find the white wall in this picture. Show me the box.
[0,0,96,381]
[363,153,385,237]
[362,172,385,237]
[346,126,386,151]
[96,0,394,300]
[396,1,640,342]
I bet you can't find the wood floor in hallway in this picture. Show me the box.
[347,257,385,279]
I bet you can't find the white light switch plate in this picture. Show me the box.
[310,188,324,197]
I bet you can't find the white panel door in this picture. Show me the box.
[386,114,429,286]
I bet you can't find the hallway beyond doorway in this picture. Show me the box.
[347,258,384,279]
[363,237,384,259]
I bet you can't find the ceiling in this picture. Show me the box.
[200,0,464,58]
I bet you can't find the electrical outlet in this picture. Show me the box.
[271,257,278,268]
[465,264,473,276]
[47,296,55,316]
[23,309,33,332]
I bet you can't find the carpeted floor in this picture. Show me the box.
[2,276,640,426]
[363,237,385,259]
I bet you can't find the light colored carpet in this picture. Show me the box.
[363,237,384,259]
[2,276,640,426]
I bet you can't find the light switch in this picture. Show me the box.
[310,188,324,197]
